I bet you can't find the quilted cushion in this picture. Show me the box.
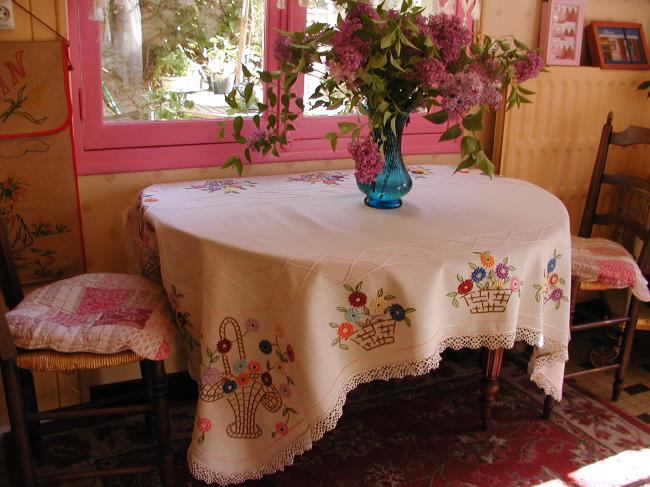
[571,236,650,302]
[6,273,173,360]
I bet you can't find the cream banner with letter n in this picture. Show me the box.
[0,41,84,284]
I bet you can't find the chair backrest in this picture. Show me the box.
[580,111,650,267]
[0,218,24,310]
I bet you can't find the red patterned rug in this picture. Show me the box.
[16,353,650,486]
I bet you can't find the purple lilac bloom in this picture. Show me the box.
[410,57,446,89]
[428,14,471,64]
[273,36,293,64]
[348,136,384,184]
[514,50,544,83]
[550,288,564,302]
[495,262,509,279]
[439,71,484,117]
[246,130,267,153]
[331,2,378,73]
[468,62,504,110]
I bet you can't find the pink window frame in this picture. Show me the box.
[70,0,464,176]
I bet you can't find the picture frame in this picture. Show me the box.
[586,21,650,69]
[539,0,585,66]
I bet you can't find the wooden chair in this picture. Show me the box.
[0,221,176,486]
[543,112,650,418]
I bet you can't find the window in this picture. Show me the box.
[70,0,471,175]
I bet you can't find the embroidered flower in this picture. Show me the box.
[201,367,222,385]
[471,267,486,283]
[548,273,559,286]
[279,382,291,398]
[247,360,261,374]
[345,307,362,323]
[458,279,473,295]
[245,318,260,332]
[370,313,389,324]
[259,340,273,354]
[275,422,289,436]
[348,291,367,307]
[389,303,406,321]
[550,288,564,302]
[233,358,248,374]
[196,417,212,433]
[547,258,557,274]
[222,379,237,394]
[285,345,295,362]
[369,296,387,315]
[480,252,495,268]
[495,263,509,279]
[236,372,251,386]
[338,322,355,340]
[509,276,521,292]
[217,338,232,354]
[261,372,273,386]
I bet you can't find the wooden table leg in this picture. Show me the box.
[480,347,504,431]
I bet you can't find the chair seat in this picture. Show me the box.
[16,349,141,373]
[6,273,173,360]
[571,236,650,301]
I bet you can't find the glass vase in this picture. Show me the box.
[356,113,412,209]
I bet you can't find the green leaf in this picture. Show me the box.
[380,30,396,49]
[241,64,252,78]
[260,71,273,83]
[462,109,483,131]
[460,136,479,158]
[455,155,476,173]
[475,150,495,177]
[424,110,448,124]
[517,85,535,95]
[244,83,254,103]
[337,122,357,134]
[222,156,243,176]
[513,38,528,50]
[324,132,338,151]
[639,80,650,90]
[233,116,243,136]
[216,122,225,139]
[439,124,462,142]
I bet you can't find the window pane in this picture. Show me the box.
[101,0,264,122]
[302,0,451,116]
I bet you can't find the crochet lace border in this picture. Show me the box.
[188,327,567,485]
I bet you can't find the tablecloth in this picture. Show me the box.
[127,165,571,485]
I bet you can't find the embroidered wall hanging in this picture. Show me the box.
[0,41,85,284]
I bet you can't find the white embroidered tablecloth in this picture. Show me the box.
[127,165,571,485]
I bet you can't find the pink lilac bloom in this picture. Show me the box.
[468,62,504,110]
[349,136,384,184]
[386,9,400,21]
[439,71,484,117]
[514,50,544,83]
[410,56,446,89]
[273,36,293,64]
[428,14,471,63]
[331,2,377,73]
[247,130,267,152]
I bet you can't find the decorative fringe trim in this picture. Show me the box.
[188,327,567,485]
[17,350,141,372]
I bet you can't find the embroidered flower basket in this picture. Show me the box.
[354,319,397,351]
[462,289,513,314]
[199,317,282,438]
[225,380,282,438]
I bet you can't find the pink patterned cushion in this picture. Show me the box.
[571,236,650,301]
[6,273,173,360]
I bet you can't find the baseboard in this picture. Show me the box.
[89,370,198,403]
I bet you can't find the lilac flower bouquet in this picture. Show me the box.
[221,0,543,196]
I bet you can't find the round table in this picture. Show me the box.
[129,165,571,485]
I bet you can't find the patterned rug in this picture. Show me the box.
[7,352,650,487]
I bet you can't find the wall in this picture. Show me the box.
[0,0,649,422]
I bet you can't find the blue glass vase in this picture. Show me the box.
[356,113,412,209]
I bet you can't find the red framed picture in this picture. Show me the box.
[586,21,650,69]
[539,0,584,66]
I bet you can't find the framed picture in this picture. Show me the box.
[586,21,650,69]
[539,0,585,66]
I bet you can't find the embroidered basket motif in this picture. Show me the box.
[448,251,522,314]
[330,281,415,351]
[199,317,296,439]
